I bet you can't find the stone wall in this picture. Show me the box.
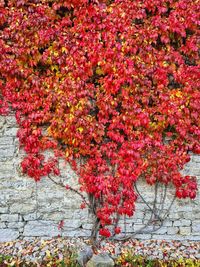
[0,115,200,242]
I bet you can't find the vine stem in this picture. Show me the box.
[113,182,176,241]
[47,174,90,207]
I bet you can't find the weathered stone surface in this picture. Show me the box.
[4,127,19,136]
[192,221,200,233]
[0,206,9,213]
[7,222,25,229]
[0,117,5,128]
[0,222,6,228]
[10,203,36,214]
[0,163,14,179]
[0,137,13,145]
[23,213,38,221]
[0,115,200,241]
[23,221,60,237]
[0,229,19,242]
[167,227,179,235]
[86,253,114,267]
[174,220,191,227]
[62,229,91,237]
[179,227,191,235]
[77,245,93,267]
[0,214,19,222]
[0,146,15,158]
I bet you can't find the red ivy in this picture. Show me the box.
[0,0,199,236]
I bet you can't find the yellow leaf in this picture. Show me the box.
[78,127,84,133]
[96,67,104,75]
[46,250,51,257]
[62,47,67,53]
[163,61,169,67]
[175,91,182,98]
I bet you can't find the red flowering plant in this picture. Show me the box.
[0,0,199,240]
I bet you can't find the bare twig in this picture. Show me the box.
[47,174,90,207]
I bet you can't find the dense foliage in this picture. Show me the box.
[0,0,199,237]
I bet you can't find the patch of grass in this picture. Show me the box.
[115,251,200,267]
[0,250,199,267]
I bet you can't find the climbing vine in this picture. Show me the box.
[0,0,199,240]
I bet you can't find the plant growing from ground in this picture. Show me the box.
[0,0,199,241]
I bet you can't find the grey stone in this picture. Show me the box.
[23,221,60,237]
[173,220,191,227]
[133,223,146,232]
[167,227,179,235]
[4,128,19,136]
[7,222,25,228]
[77,245,93,266]
[192,221,200,233]
[0,229,19,242]
[0,146,15,158]
[10,203,36,214]
[0,137,13,145]
[1,214,19,222]
[5,116,17,127]
[62,229,91,237]
[82,223,93,230]
[86,253,114,267]
[153,227,168,234]
[179,227,191,235]
[0,117,5,128]
[0,222,6,228]
[23,213,38,221]
[134,234,152,240]
[0,163,14,179]
[0,206,9,213]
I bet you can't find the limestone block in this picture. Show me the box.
[82,223,94,230]
[77,245,93,266]
[4,127,19,136]
[163,221,173,227]
[10,203,36,214]
[173,219,191,227]
[0,116,5,128]
[0,146,15,158]
[0,214,19,222]
[0,229,19,242]
[134,234,152,239]
[192,221,200,233]
[0,163,15,179]
[167,227,179,235]
[153,227,168,234]
[184,211,200,220]
[62,229,91,237]
[5,116,17,127]
[86,253,114,267]
[133,223,146,232]
[7,222,25,229]
[192,155,200,163]
[23,220,60,237]
[62,219,82,229]
[179,227,191,235]
[0,206,9,213]
[41,212,65,221]
[0,137,13,145]
[23,213,38,221]
[0,222,6,228]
